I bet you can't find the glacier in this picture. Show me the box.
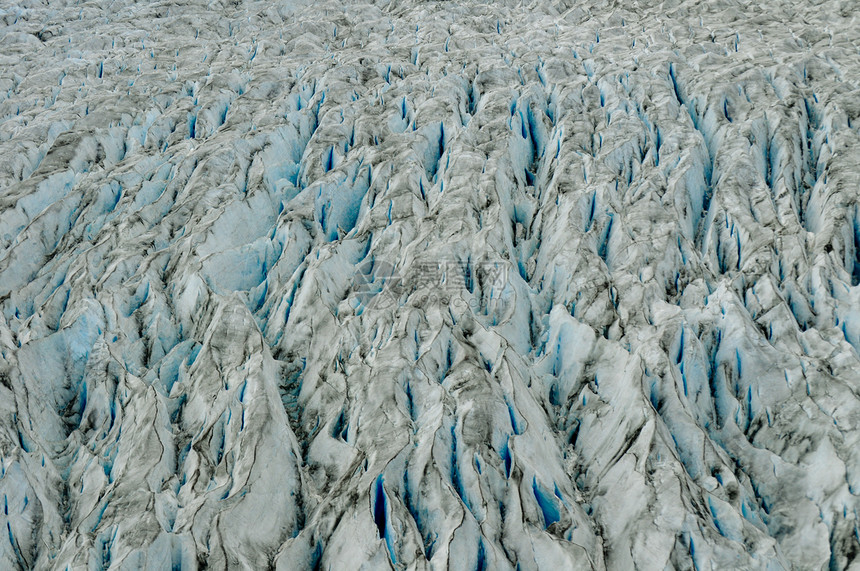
[1,0,860,568]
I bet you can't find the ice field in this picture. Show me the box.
[1,0,860,568]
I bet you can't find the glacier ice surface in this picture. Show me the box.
[1,0,860,569]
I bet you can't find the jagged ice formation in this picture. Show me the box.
[1,0,860,568]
